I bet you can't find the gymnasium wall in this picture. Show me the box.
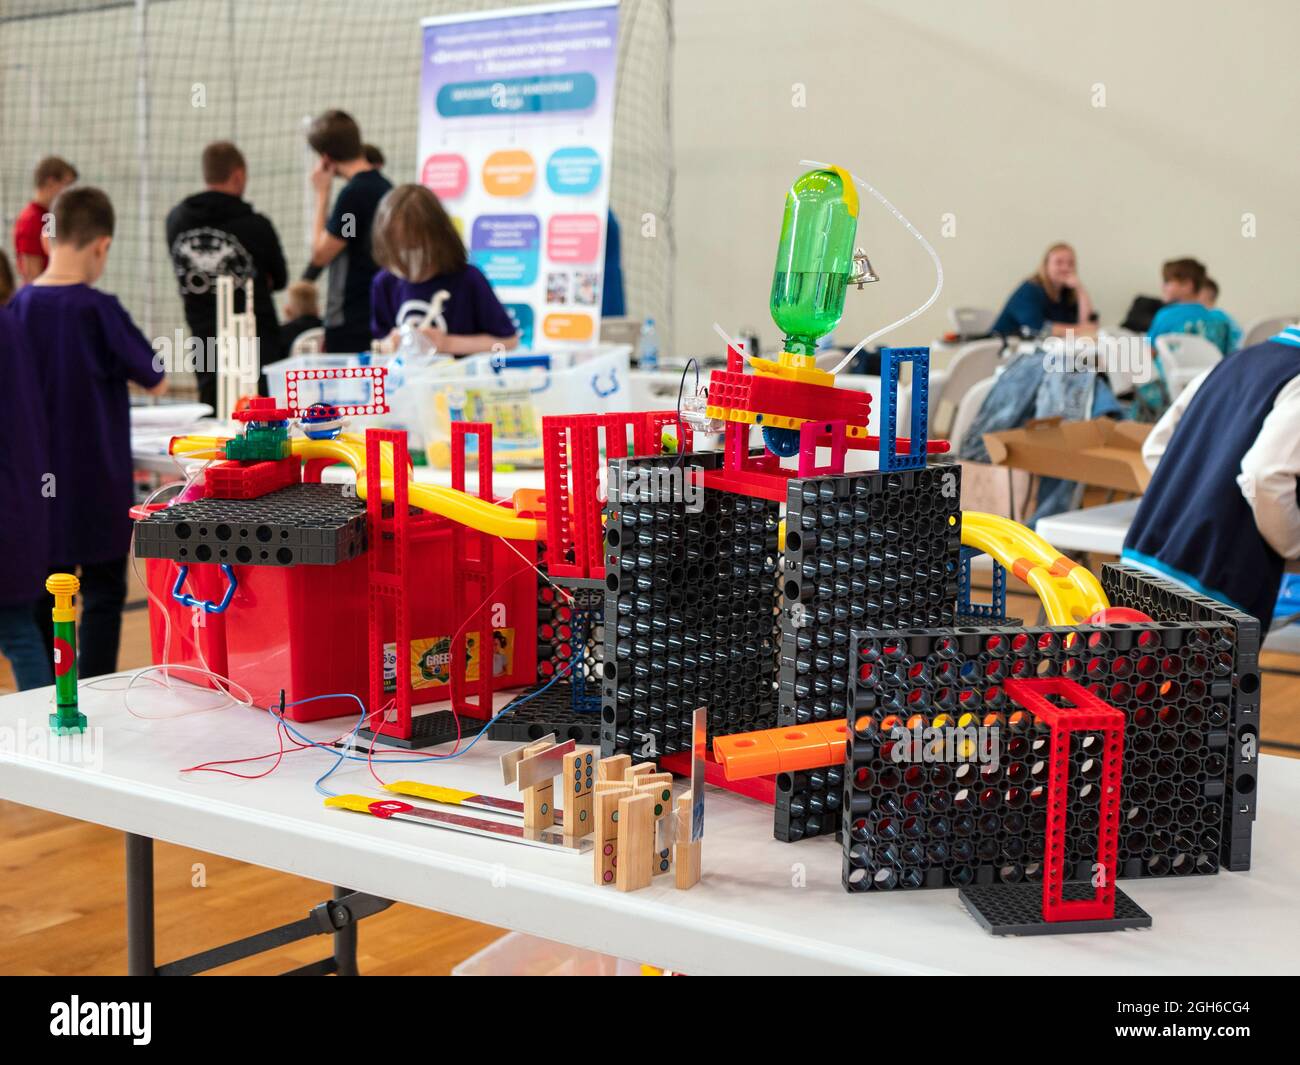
[673,0,1300,359]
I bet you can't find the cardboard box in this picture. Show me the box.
[959,461,1034,522]
[982,417,1152,495]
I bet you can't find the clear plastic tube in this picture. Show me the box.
[79,460,260,719]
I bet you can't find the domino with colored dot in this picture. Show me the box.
[593,783,632,886]
[521,739,556,830]
[634,774,675,876]
[562,746,597,840]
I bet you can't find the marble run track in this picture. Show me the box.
[171,432,541,541]
[960,510,1108,626]
[712,512,1112,784]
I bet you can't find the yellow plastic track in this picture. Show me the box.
[960,511,1108,626]
[170,433,539,541]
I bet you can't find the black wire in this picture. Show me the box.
[674,356,700,469]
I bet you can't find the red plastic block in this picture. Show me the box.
[638,409,694,455]
[703,467,791,503]
[364,427,536,741]
[706,368,872,427]
[231,396,293,422]
[798,419,848,477]
[204,458,300,499]
[450,422,499,723]
[1003,677,1125,923]
[659,750,776,805]
[542,415,599,580]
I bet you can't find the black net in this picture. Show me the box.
[0,0,674,390]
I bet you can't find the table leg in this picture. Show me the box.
[333,886,359,976]
[125,832,156,976]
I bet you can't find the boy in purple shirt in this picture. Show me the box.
[369,184,518,354]
[8,187,166,677]
[0,308,52,689]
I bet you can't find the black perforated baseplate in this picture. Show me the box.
[843,617,1236,893]
[959,883,1152,936]
[359,708,490,749]
[134,483,367,567]
[535,579,603,711]
[957,614,1022,628]
[487,680,602,745]
[602,452,782,760]
[1102,563,1259,872]
[775,463,962,842]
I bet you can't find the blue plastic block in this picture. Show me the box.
[958,545,1008,621]
[878,346,930,472]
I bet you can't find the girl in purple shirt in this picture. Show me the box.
[369,184,519,355]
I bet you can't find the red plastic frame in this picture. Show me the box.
[1003,677,1125,923]
[540,410,690,581]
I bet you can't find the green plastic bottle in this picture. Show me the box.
[769,167,859,360]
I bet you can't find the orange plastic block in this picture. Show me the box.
[713,719,849,781]
[769,726,832,769]
[812,719,849,753]
[512,488,547,519]
[711,731,781,779]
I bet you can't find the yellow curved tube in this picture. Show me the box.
[170,433,539,541]
[961,511,1108,626]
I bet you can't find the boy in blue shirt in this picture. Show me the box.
[9,187,166,677]
[1198,277,1242,353]
[1148,258,1233,356]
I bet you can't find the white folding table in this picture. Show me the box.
[1035,500,1300,654]
[1,680,1297,975]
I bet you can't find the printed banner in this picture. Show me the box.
[418,1,619,350]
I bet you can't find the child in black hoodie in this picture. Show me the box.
[165,141,288,411]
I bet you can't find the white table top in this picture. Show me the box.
[1034,500,1300,651]
[1034,498,1139,557]
[2,680,1297,975]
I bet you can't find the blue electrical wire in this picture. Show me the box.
[269,663,576,797]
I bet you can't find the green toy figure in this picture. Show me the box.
[47,573,87,734]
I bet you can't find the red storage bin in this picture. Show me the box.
[131,504,537,723]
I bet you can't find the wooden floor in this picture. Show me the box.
[2,574,1297,975]
[0,569,506,975]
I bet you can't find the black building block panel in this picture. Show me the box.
[775,462,962,842]
[133,483,366,567]
[488,680,602,746]
[601,452,782,761]
[842,621,1236,893]
[1102,563,1260,871]
[360,709,490,750]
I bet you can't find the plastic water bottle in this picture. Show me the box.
[639,317,660,371]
